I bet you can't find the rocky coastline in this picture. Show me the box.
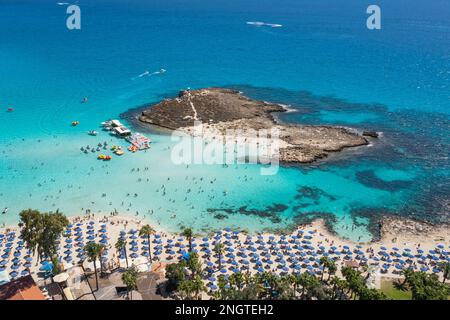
[138,88,377,163]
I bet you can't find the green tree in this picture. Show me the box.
[403,270,450,300]
[296,272,318,299]
[319,257,336,282]
[51,255,62,276]
[439,262,450,284]
[213,242,224,272]
[19,209,68,263]
[85,242,105,291]
[330,276,347,300]
[18,209,41,262]
[191,275,207,299]
[179,279,195,300]
[139,224,155,261]
[185,252,202,276]
[359,287,388,300]
[115,238,128,268]
[181,228,194,253]
[341,266,366,300]
[122,266,139,300]
[165,262,186,292]
[229,272,245,291]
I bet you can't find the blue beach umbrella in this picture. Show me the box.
[11,264,20,270]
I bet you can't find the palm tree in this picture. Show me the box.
[191,275,207,299]
[319,257,330,281]
[403,270,450,300]
[213,242,224,271]
[400,268,415,287]
[115,238,128,268]
[327,261,337,282]
[85,242,105,291]
[179,279,195,300]
[139,224,155,261]
[122,266,138,300]
[439,262,450,283]
[229,272,245,291]
[181,228,194,252]
[330,276,347,300]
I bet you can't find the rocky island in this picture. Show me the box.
[138,88,375,163]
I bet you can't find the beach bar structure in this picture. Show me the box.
[102,119,131,137]
[102,120,150,150]
[126,133,151,150]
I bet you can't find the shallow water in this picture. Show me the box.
[0,0,449,242]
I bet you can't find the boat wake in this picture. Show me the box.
[131,68,166,80]
[246,21,283,28]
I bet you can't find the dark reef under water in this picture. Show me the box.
[123,84,449,239]
[218,85,449,237]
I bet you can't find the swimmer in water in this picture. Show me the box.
[2,208,8,214]
[81,97,88,103]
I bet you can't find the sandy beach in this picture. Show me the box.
[1,213,449,292]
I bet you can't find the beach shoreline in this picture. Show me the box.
[3,213,449,248]
[2,211,449,295]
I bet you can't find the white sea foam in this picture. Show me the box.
[277,104,297,113]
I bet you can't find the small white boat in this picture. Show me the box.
[88,130,98,136]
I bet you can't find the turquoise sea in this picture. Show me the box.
[0,0,449,242]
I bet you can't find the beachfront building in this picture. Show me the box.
[0,275,46,300]
[103,120,132,137]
